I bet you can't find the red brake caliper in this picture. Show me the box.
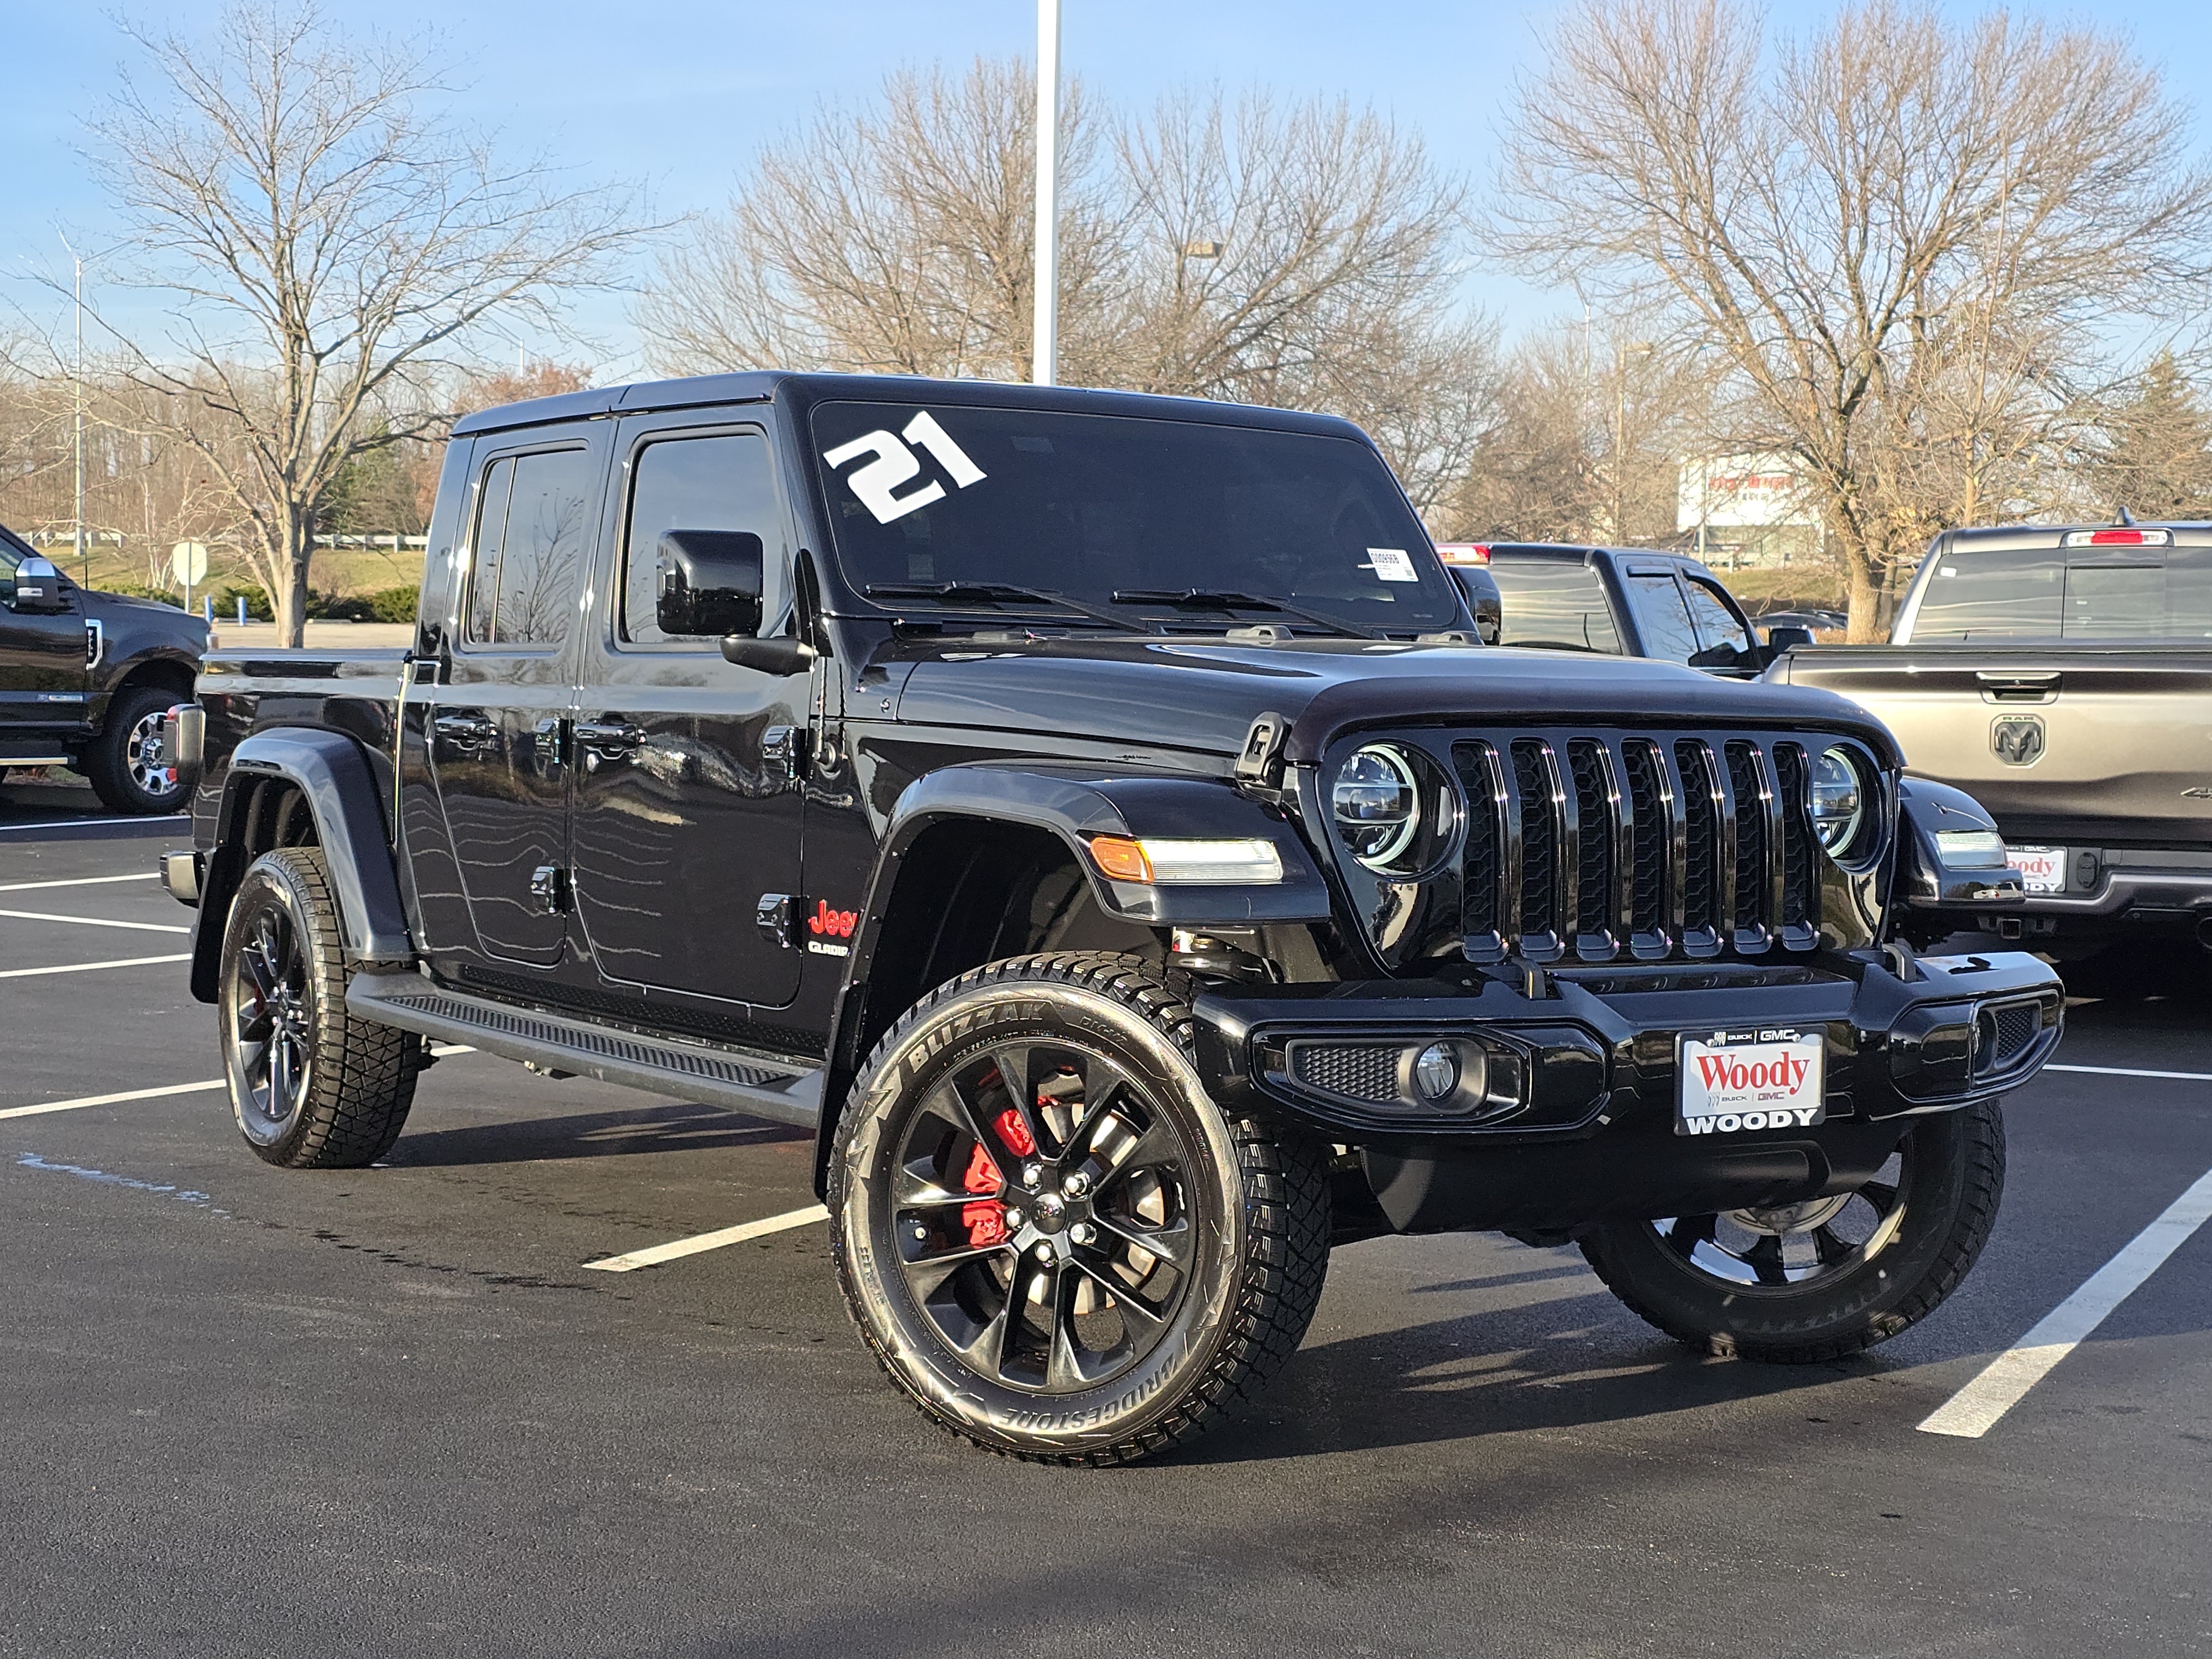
[959,1108,1039,1248]
[961,1141,1008,1247]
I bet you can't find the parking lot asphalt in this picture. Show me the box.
[4,775,2208,1659]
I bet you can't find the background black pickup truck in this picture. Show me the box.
[1439,541,1812,676]
[2,523,208,813]
[163,372,2058,1465]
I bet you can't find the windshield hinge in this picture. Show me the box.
[1234,711,1290,795]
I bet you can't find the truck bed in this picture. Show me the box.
[1770,643,2212,847]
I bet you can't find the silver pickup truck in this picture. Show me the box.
[1770,517,2212,957]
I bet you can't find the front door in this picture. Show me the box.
[424,431,603,968]
[0,546,88,737]
[569,415,807,1011]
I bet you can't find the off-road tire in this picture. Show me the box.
[84,684,191,815]
[219,847,419,1168]
[1580,1098,2006,1363]
[830,951,1331,1465]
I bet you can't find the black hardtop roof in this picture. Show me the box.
[448,370,1371,442]
[1940,519,2212,551]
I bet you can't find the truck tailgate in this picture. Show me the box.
[1773,646,2212,844]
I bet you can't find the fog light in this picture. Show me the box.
[1412,1043,1459,1101]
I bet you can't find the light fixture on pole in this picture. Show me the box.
[1032,0,1061,387]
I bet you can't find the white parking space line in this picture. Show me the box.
[0,1079,225,1121]
[1919,1164,2212,1439]
[0,1049,471,1121]
[0,873,162,893]
[2047,1062,2212,1083]
[0,815,189,833]
[0,953,192,979]
[0,907,190,935]
[582,1204,830,1273]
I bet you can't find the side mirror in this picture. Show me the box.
[9,556,71,614]
[1765,624,1815,652]
[656,529,764,637]
[1449,567,1503,646]
[721,635,818,676]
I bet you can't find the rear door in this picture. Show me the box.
[568,412,807,1011]
[422,427,604,967]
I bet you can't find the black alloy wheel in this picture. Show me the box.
[231,900,314,1136]
[1580,1098,2006,1363]
[832,953,1331,1465]
[219,847,419,1168]
[889,1036,1198,1395]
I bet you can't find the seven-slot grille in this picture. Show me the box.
[1451,732,1827,965]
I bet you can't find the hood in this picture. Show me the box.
[890,636,1903,766]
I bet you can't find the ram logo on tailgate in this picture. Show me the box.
[1991,714,2046,766]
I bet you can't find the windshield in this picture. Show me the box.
[1910,545,2212,641]
[808,401,1458,633]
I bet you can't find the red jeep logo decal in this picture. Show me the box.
[807,900,857,938]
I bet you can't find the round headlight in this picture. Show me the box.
[1807,746,1867,856]
[1333,745,1421,868]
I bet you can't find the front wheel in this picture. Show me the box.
[830,952,1331,1465]
[1579,1099,2006,1363]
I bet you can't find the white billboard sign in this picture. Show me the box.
[1678,454,1818,532]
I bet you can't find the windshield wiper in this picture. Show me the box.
[863,582,1151,634]
[1109,588,1382,640]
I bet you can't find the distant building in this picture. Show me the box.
[1677,452,1823,568]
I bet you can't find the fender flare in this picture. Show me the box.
[191,728,414,1000]
[1893,774,2025,913]
[811,762,1337,1196]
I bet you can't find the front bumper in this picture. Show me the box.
[1192,949,2062,1233]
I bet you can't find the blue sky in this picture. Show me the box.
[5,0,2208,375]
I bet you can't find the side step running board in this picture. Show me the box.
[347,972,822,1130]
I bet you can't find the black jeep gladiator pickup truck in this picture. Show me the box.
[3,524,207,812]
[161,373,2060,1464]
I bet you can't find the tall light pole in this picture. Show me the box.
[1614,340,1652,544]
[1031,0,1061,387]
[61,234,86,585]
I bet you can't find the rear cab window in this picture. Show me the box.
[1487,561,1624,653]
[1908,536,2212,641]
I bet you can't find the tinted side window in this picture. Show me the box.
[1488,562,1623,653]
[1629,573,1701,663]
[622,432,781,645]
[1683,579,1751,653]
[464,457,514,645]
[465,447,593,647]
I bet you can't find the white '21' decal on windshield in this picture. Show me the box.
[823,412,987,524]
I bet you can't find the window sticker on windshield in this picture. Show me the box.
[1363,547,1418,582]
[823,411,988,524]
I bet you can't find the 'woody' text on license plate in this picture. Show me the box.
[1676,1030,1826,1136]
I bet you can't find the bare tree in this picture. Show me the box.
[74,2,645,642]
[1491,0,2212,638]
[2088,352,2212,520]
[639,66,1484,514]
[639,60,1121,384]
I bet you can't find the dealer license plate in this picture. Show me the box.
[2006,844,2066,894]
[1676,1030,1826,1136]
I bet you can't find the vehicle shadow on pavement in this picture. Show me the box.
[380,1101,808,1168]
[1179,1288,1870,1464]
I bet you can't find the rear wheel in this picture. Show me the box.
[220,847,419,1168]
[85,685,190,815]
[831,952,1331,1465]
[1579,1099,2005,1363]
